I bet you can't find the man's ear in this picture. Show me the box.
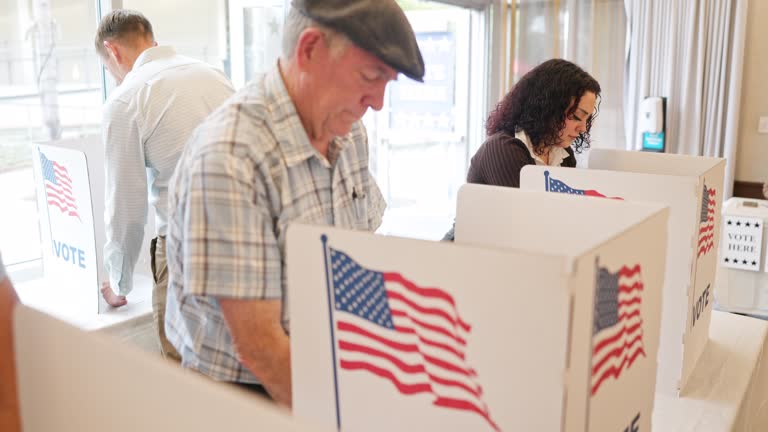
[294,27,327,71]
[103,40,122,64]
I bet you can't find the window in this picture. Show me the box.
[229,0,285,88]
[366,0,491,240]
[120,0,233,78]
[510,0,627,156]
[0,0,101,267]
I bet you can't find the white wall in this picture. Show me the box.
[735,0,768,183]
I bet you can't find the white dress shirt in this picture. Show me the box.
[515,129,569,166]
[102,46,234,296]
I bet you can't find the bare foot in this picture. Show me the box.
[101,282,127,308]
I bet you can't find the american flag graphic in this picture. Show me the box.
[329,247,499,431]
[697,184,716,257]
[591,264,645,396]
[544,171,622,199]
[39,152,80,220]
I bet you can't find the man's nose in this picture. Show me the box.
[364,81,388,111]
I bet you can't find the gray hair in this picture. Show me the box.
[94,9,154,57]
[282,7,349,59]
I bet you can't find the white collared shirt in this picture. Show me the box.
[102,46,234,295]
[515,129,569,166]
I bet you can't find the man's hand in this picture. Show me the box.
[100,281,127,308]
[220,299,291,407]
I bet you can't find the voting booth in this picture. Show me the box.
[289,186,668,432]
[30,136,154,314]
[715,197,768,319]
[13,305,323,432]
[520,149,724,395]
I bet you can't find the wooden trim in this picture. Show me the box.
[733,181,765,199]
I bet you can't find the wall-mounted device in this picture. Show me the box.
[639,96,666,152]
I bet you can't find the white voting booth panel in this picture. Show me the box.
[715,197,768,319]
[13,305,324,432]
[31,137,154,314]
[289,188,668,432]
[454,186,668,432]
[520,149,725,396]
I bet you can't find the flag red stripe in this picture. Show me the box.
[698,243,714,257]
[339,321,473,379]
[47,199,80,217]
[340,360,432,394]
[338,340,482,398]
[618,297,642,309]
[56,175,73,190]
[384,273,458,306]
[338,321,415,353]
[592,332,644,375]
[52,161,70,176]
[53,173,73,189]
[338,361,494,429]
[396,324,467,361]
[46,194,79,216]
[618,264,641,278]
[591,345,646,395]
[46,187,76,205]
[392,310,467,348]
[434,398,499,432]
[584,190,623,200]
[420,349,476,377]
[385,274,472,333]
[593,320,643,355]
[387,291,468,338]
[337,321,475,384]
[615,308,642,324]
[339,340,425,374]
[46,181,75,198]
[430,372,482,398]
[618,281,643,295]
[48,177,73,195]
[699,225,715,235]
[58,182,73,195]
[337,321,474,376]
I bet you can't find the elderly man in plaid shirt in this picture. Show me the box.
[164,0,424,406]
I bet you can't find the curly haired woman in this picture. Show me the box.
[444,58,601,240]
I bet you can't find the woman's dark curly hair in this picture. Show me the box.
[486,59,601,154]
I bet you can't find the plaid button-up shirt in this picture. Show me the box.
[164,66,386,383]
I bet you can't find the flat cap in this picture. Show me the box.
[292,0,425,82]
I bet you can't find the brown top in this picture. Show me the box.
[467,132,576,188]
[442,132,576,241]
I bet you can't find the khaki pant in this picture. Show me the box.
[150,236,181,362]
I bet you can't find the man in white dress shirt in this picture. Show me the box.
[95,9,234,360]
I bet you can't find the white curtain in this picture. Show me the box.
[623,0,748,198]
